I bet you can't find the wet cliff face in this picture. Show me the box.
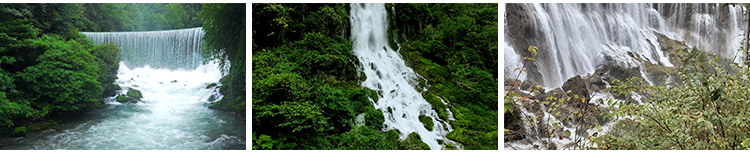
[504,3,544,83]
[504,3,743,87]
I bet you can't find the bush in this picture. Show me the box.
[15,35,103,114]
[597,49,750,149]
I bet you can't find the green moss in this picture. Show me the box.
[418,115,433,131]
[364,107,385,130]
[404,132,426,150]
[27,121,60,132]
[12,126,27,137]
[116,94,133,103]
[424,93,448,121]
[127,88,142,100]
[206,83,218,89]
[364,88,379,102]
[386,129,399,140]
[420,142,431,150]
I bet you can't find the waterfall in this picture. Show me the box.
[505,3,744,87]
[504,3,745,150]
[350,3,460,150]
[0,29,245,149]
[82,28,206,70]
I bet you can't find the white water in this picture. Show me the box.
[504,42,526,81]
[0,29,244,149]
[350,3,460,150]
[82,28,207,70]
[507,3,743,87]
[504,3,745,150]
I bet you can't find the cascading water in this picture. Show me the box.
[0,28,244,149]
[504,3,745,150]
[505,3,743,87]
[350,3,460,150]
[82,28,207,70]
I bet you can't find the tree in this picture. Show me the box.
[165,3,189,29]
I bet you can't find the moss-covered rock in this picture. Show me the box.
[418,115,433,131]
[12,126,27,137]
[424,93,448,121]
[206,83,218,89]
[127,88,142,100]
[116,94,137,103]
[404,132,428,150]
[27,121,60,132]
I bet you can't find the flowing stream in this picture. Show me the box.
[350,3,460,150]
[0,28,245,150]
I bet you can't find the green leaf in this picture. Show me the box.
[504,103,514,114]
[509,92,521,98]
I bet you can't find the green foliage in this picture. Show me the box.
[597,49,750,149]
[388,3,498,150]
[15,35,102,113]
[0,3,121,131]
[201,3,246,115]
[252,133,297,150]
[424,92,448,121]
[446,105,498,150]
[81,3,203,32]
[404,132,429,150]
[165,4,189,29]
[88,42,120,97]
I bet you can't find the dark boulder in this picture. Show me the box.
[520,79,537,91]
[562,75,589,107]
[207,94,217,102]
[504,102,525,142]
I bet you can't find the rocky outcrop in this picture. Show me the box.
[562,75,589,107]
[504,101,525,142]
[116,88,143,103]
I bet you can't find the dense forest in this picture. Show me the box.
[0,3,245,138]
[252,3,497,150]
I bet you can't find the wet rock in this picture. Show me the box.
[535,88,564,103]
[562,75,589,108]
[127,88,143,100]
[206,83,218,89]
[116,94,136,103]
[504,102,525,142]
[585,72,607,93]
[523,99,544,117]
[562,75,589,99]
[170,80,178,83]
[207,94,217,102]
[520,79,538,91]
